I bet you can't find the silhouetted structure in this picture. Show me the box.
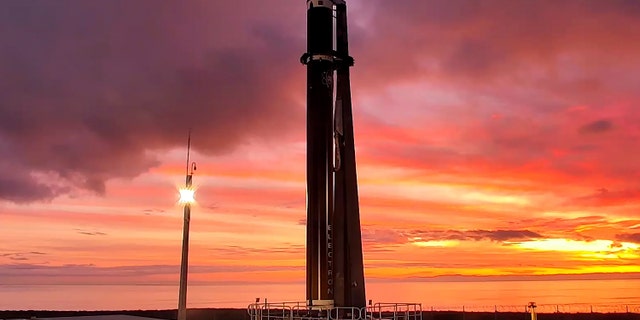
[301,0,365,309]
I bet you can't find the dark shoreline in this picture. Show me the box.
[2,309,639,320]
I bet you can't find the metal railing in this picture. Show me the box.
[367,303,422,320]
[423,303,640,314]
[248,302,422,320]
[249,301,640,320]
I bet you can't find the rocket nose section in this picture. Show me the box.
[308,0,334,9]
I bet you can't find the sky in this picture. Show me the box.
[1,0,640,289]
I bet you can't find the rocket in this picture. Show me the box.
[302,0,366,309]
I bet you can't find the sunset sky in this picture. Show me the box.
[2,0,640,288]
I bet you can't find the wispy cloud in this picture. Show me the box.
[363,228,544,245]
[0,251,48,262]
[408,229,544,243]
[75,229,107,236]
[0,263,303,285]
[616,233,640,244]
[579,119,614,134]
[208,244,305,256]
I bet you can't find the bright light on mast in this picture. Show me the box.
[179,188,195,204]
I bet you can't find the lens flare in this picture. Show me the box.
[179,188,195,204]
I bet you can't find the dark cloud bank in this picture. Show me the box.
[0,1,305,202]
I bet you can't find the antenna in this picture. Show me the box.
[185,129,192,176]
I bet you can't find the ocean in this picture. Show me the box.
[2,279,640,313]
